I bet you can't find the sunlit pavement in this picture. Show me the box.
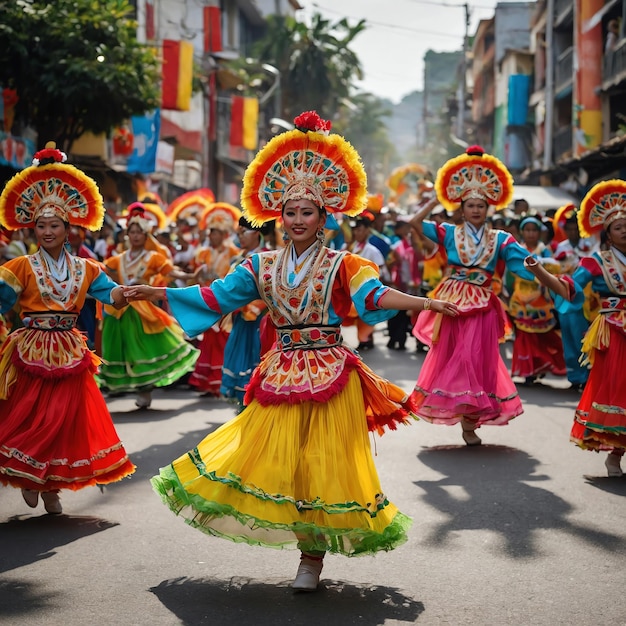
[1,325,625,625]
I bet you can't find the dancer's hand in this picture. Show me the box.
[429,299,459,317]
[123,285,165,303]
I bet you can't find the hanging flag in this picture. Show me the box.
[145,2,155,40]
[229,95,244,148]
[127,109,161,174]
[242,97,259,151]
[161,40,194,111]
[203,5,222,53]
[229,96,258,151]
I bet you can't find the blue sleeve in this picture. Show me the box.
[422,220,441,244]
[166,260,261,338]
[87,268,120,304]
[553,265,589,314]
[500,237,537,280]
[0,283,17,314]
[0,266,19,314]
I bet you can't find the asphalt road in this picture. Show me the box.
[1,326,625,625]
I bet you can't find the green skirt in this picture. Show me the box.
[99,306,199,392]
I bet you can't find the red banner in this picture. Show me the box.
[203,6,222,53]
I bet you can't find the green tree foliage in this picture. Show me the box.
[0,0,160,152]
[252,13,365,121]
[333,94,396,192]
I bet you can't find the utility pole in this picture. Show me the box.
[456,3,470,141]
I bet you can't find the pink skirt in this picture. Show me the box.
[410,307,523,426]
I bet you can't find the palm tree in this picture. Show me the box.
[252,13,365,120]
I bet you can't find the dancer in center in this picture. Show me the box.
[409,146,540,446]
[125,111,458,591]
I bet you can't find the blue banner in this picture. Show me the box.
[127,109,161,174]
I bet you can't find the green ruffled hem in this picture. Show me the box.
[151,465,412,557]
[97,345,198,391]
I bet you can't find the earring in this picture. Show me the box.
[282,230,290,242]
[316,228,325,243]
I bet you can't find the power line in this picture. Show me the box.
[311,2,465,39]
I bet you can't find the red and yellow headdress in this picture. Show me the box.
[123,201,168,231]
[578,179,626,237]
[240,110,367,226]
[0,141,104,230]
[435,145,514,212]
[386,163,432,199]
[167,188,216,223]
[199,202,242,231]
[552,202,577,243]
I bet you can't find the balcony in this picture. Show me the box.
[555,47,573,96]
[603,40,626,90]
[553,125,572,161]
[554,0,573,29]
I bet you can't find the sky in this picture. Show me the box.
[298,0,526,103]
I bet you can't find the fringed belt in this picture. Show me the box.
[447,265,493,287]
[22,312,79,331]
[276,325,343,351]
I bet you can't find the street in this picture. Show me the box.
[1,326,625,626]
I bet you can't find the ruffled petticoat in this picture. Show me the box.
[411,306,523,425]
[152,330,415,556]
[0,327,135,491]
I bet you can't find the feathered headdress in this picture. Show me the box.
[199,202,242,231]
[240,110,367,226]
[123,201,168,231]
[435,145,514,212]
[0,141,104,230]
[167,188,216,223]
[578,179,626,237]
[552,202,577,243]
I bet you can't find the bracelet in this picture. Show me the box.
[423,298,432,311]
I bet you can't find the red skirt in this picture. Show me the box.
[188,326,229,394]
[0,357,135,492]
[511,328,566,378]
[570,324,626,451]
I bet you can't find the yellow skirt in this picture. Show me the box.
[152,371,412,555]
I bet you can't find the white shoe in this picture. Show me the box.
[135,391,152,408]
[605,454,623,478]
[42,491,62,514]
[21,489,39,508]
[292,557,323,591]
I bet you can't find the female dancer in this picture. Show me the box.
[99,204,199,408]
[188,203,241,396]
[526,180,626,477]
[509,216,566,384]
[0,144,135,514]
[218,216,269,404]
[409,146,540,446]
[125,111,458,591]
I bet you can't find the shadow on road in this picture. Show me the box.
[108,426,222,484]
[0,579,57,619]
[583,474,626,494]
[414,444,625,558]
[108,396,232,423]
[150,576,424,625]
[0,514,118,574]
